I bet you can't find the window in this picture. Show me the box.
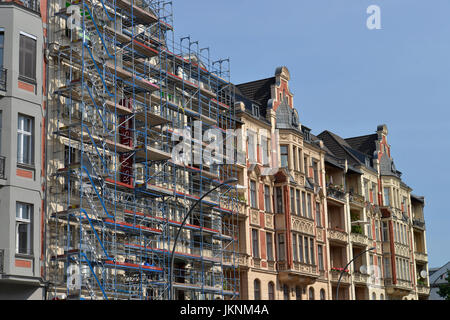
[252,104,260,118]
[290,188,295,214]
[293,146,298,171]
[250,180,257,208]
[318,245,324,270]
[278,233,285,261]
[364,179,369,201]
[315,202,321,226]
[375,221,380,241]
[380,294,384,300]
[252,229,259,258]
[372,293,377,300]
[19,33,37,81]
[264,185,271,213]
[296,286,302,300]
[280,145,289,168]
[248,131,256,163]
[254,279,261,300]
[301,192,306,217]
[384,257,391,279]
[0,30,4,69]
[383,187,390,206]
[378,256,383,279]
[283,284,290,300]
[268,282,275,300]
[17,114,34,165]
[367,221,372,239]
[0,111,2,153]
[382,221,389,242]
[304,236,309,264]
[266,233,274,261]
[303,156,308,174]
[275,187,283,213]
[313,160,319,183]
[299,236,304,263]
[310,238,315,265]
[373,184,378,204]
[16,202,32,255]
[309,287,315,300]
[307,194,312,218]
[292,234,298,262]
[320,289,326,300]
[296,190,301,216]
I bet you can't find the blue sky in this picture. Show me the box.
[173,0,450,268]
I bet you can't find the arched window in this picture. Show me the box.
[372,293,377,300]
[268,282,275,300]
[320,289,326,300]
[254,279,261,300]
[283,284,290,300]
[295,286,302,300]
[309,287,315,300]
[380,294,384,300]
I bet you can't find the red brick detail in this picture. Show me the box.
[17,168,33,179]
[260,231,267,260]
[261,261,267,268]
[259,183,265,211]
[18,80,35,93]
[260,212,265,229]
[15,259,32,268]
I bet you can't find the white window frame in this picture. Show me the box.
[16,202,32,255]
[17,114,34,165]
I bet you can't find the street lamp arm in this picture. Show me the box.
[169,178,237,300]
[336,247,376,300]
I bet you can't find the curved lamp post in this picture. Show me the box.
[169,178,238,300]
[336,246,376,300]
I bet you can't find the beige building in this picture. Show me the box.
[234,67,430,300]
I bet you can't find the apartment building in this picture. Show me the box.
[0,0,46,299]
[234,67,430,300]
[317,125,429,300]
[234,67,330,300]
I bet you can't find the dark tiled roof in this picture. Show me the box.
[345,134,378,157]
[317,131,362,167]
[236,77,275,116]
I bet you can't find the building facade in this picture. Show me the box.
[0,0,46,299]
[0,2,431,301]
[234,67,430,300]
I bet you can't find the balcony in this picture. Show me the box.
[352,271,369,285]
[327,185,346,202]
[330,269,351,284]
[384,278,413,296]
[0,68,6,92]
[350,232,368,247]
[413,218,426,230]
[3,0,41,14]
[416,284,430,296]
[277,261,319,285]
[328,228,348,243]
[414,251,428,263]
[349,193,365,207]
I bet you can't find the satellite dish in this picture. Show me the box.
[360,265,367,274]
[420,270,427,279]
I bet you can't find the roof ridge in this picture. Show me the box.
[320,130,364,165]
[236,77,275,87]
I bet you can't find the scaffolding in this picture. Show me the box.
[46,0,239,300]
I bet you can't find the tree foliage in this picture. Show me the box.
[437,270,450,300]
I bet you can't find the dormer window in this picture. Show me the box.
[252,104,260,118]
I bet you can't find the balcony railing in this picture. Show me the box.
[330,269,351,283]
[350,232,369,246]
[349,192,365,206]
[6,0,41,13]
[353,271,369,284]
[0,156,5,180]
[327,185,346,201]
[414,251,428,262]
[413,218,425,229]
[0,68,6,92]
[328,228,348,243]
[417,284,430,295]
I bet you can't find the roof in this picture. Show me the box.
[345,134,378,157]
[318,130,363,167]
[236,77,275,117]
[429,262,450,286]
